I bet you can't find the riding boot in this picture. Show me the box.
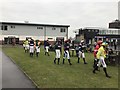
[54,58,56,64]
[93,65,98,74]
[78,58,80,63]
[31,53,33,57]
[93,59,96,68]
[58,58,60,65]
[36,52,38,57]
[27,49,29,53]
[63,58,65,64]
[103,68,111,78]
[68,59,72,65]
[47,52,50,56]
[83,58,87,64]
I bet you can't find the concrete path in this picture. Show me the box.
[1,50,36,88]
[0,48,2,90]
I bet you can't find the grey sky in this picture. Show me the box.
[0,0,119,38]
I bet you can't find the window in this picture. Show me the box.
[52,27,56,30]
[99,30,101,34]
[60,28,66,32]
[94,30,97,32]
[96,30,98,32]
[1,25,8,30]
[1,26,3,30]
[4,26,8,30]
[110,30,112,34]
[37,26,43,29]
[11,26,15,28]
[101,30,105,34]
[88,30,90,32]
[48,38,53,40]
[112,31,114,34]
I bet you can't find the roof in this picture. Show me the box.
[83,27,108,30]
[0,21,70,27]
[109,20,120,24]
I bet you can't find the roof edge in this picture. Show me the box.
[0,21,70,27]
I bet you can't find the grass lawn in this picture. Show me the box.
[2,46,119,88]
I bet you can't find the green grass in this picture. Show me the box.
[2,46,119,88]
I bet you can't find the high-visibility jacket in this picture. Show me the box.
[96,46,106,59]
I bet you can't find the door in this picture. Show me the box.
[4,38,8,44]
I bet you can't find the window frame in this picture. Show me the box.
[52,27,56,30]
[60,28,66,33]
[37,26,43,29]
[1,25,8,31]
[11,26,15,28]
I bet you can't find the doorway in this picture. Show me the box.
[4,37,19,44]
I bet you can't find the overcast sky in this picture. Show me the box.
[0,0,119,38]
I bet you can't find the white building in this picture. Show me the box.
[0,22,70,44]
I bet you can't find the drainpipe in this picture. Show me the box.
[44,26,46,41]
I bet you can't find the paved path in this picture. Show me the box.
[1,50,36,88]
[0,49,2,89]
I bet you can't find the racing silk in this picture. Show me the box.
[96,45,100,49]
[93,49,98,58]
[35,41,40,46]
[45,41,50,47]
[29,40,34,46]
[35,41,38,46]
[93,44,99,58]
[55,43,61,50]
[25,40,29,45]
[78,45,83,52]
[64,43,70,51]
[78,44,85,52]
[96,46,106,59]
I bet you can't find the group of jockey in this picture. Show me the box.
[23,38,41,57]
[23,38,111,78]
[54,39,88,65]
[93,39,111,78]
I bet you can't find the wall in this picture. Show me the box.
[0,24,68,42]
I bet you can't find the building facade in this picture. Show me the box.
[109,20,120,29]
[108,19,120,45]
[0,22,70,44]
[75,27,100,44]
[75,27,120,45]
